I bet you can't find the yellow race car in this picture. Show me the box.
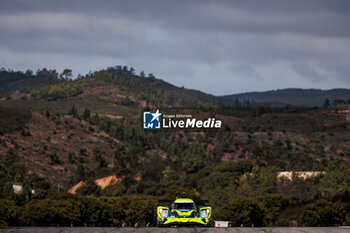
[157,197,212,227]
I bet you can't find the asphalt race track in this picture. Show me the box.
[1,227,350,233]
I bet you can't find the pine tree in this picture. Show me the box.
[323,98,330,107]
[70,104,77,117]
[82,108,90,121]
[45,110,50,118]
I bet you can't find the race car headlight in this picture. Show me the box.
[159,208,169,218]
[201,209,210,218]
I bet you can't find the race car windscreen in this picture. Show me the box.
[173,202,195,210]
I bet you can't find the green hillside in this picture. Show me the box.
[0,67,349,227]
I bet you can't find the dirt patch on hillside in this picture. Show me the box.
[95,175,120,189]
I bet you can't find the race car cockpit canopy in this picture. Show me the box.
[172,199,196,210]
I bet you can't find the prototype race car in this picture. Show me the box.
[157,196,212,227]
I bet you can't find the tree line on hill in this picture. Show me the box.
[0,145,348,226]
[0,192,346,227]
[2,66,350,110]
[223,88,350,107]
[0,68,72,94]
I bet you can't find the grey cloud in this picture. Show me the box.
[291,62,326,82]
[0,0,350,94]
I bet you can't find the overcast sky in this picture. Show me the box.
[1,0,350,95]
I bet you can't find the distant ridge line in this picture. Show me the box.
[221,88,350,107]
